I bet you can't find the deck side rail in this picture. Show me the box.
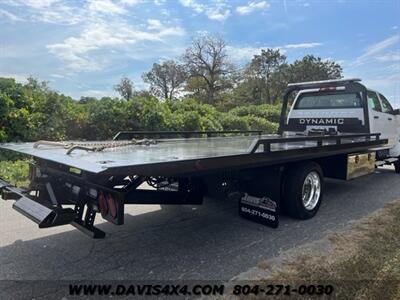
[249,133,381,154]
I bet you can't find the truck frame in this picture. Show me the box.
[0,78,397,238]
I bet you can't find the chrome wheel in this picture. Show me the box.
[302,171,321,210]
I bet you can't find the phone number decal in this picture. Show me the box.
[240,206,276,221]
[232,284,334,296]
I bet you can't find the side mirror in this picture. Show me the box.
[393,109,400,115]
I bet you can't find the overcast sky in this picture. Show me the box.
[0,0,399,106]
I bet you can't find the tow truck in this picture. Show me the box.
[0,78,399,238]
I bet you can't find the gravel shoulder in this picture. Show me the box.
[234,198,400,299]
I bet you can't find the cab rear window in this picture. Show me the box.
[294,92,362,109]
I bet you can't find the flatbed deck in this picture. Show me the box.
[0,133,386,176]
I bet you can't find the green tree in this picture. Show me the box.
[85,97,129,140]
[245,49,287,104]
[183,35,234,104]
[125,97,171,131]
[114,77,134,101]
[287,55,343,83]
[142,60,187,100]
[30,91,75,141]
[0,78,33,142]
[26,76,49,94]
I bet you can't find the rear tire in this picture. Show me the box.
[282,162,324,220]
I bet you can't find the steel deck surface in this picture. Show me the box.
[0,134,384,175]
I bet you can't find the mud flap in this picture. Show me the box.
[238,166,282,228]
[239,193,279,228]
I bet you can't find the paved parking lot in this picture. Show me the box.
[0,167,399,281]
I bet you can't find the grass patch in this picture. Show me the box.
[240,200,400,299]
[328,201,400,299]
[288,201,400,299]
[0,160,30,187]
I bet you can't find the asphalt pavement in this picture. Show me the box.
[0,166,399,281]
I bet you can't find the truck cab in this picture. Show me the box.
[285,79,400,157]
[367,90,400,152]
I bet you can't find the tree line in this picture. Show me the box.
[0,34,343,143]
[0,76,280,142]
[116,35,342,109]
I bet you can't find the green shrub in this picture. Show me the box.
[229,104,281,123]
[242,116,279,133]
[220,113,250,131]
[200,116,224,131]
[179,111,203,131]
[85,97,129,140]
[0,160,29,187]
[0,76,281,142]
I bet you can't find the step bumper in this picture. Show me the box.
[1,178,76,228]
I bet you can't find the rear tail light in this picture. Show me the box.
[97,190,123,225]
[98,191,109,215]
[106,193,117,219]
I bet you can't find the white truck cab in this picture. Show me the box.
[286,79,400,158]
[367,90,400,154]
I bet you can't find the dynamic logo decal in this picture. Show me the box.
[299,118,345,125]
[241,193,277,212]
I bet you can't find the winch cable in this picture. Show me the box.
[33,139,157,154]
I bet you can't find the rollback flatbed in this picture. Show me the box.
[0,79,396,238]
